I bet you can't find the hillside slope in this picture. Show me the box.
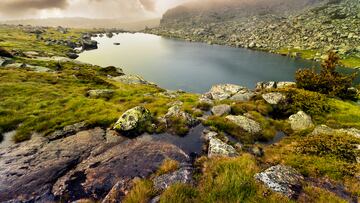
[148,0,360,68]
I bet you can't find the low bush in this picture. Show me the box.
[123,179,155,203]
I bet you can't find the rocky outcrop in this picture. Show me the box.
[87,89,115,99]
[153,165,194,191]
[288,111,314,131]
[0,127,188,202]
[255,165,304,198]
[203,130,239,157]
[226,115,262,134]
[4,63,52,72]
[211,104,231,116]
[100,66,124,77]
[262,92,286,105]
[163,102,198,129]
[113,106,152,132]
[48,121,87,141]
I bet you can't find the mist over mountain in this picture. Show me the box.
[162,0,328,25]
[2,17,160,31]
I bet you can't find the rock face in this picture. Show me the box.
[203,84,248,100]
[87,89,115,99]
[262,92,286,105]
[0,128,188,202]
[100,66,124,77]
[48,121,87,140]
[288,111,314,131]
[113,106,152,132]
[255,165,304,198]
[211,104,231,116]
[226,115,262,134]
[153,166,194,191]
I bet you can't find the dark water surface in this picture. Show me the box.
[78,33,358,93]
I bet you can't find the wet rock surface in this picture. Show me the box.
[0,127,189,202]
[255,165,304,198]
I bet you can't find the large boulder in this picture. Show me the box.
[288,111,314,131]
[203,84,247,100]
[153,165,194,191]
[208,136,238,157]
[255,165,304,198]
[211,104,231,116]
[113,106,152,132]
[230,91,256,102]
[87,89,115,99]
[262,92,286,105]
[226,115,262,134]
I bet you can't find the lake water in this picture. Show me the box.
[78,33,358,93]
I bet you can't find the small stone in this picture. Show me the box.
[208,136,238,157]
[153,166,194,191]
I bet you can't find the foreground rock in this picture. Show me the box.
[211,104,231,116]
[82,39,98,50]
[226,115,262,134]
[47,121,87,140]
[0,128,188,202]
[163,102,198,128]
[288,111,314,131]
[255,165,304,198]
[153,165,194,190]
[113,106,152,133]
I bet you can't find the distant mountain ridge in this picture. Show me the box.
[161,0,327,26]
[2,17,160,31]
[147,0,360,68]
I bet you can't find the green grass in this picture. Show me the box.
[123,179,155,203]
[321,99,360,129]
[340,56,360,69]
[277,48,317,60]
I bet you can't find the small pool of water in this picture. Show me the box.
[138,125,205,156]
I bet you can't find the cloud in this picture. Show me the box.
[0,0,186,20]
[0,0,68,13]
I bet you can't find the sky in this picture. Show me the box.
[0,0,187,21]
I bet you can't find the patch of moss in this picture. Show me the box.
[300,186,348,203]
[340,56,360,69]
[324,99,360,129]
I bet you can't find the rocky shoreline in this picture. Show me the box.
[146,0,360,69]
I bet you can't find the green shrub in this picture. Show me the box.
[296,133,360,163]
[295,52,357,100]
[277,88,330,117]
